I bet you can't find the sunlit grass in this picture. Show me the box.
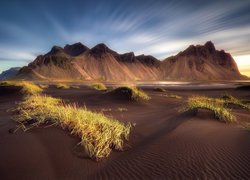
[117,107,128,112]
[0,81,42,95]
[128,86,150,101]
[39,84,49,89]
[112,86,150,101]
[90,83,107,91]
[221,93,250,110]
[163,94,182,99]
[71,85,80,89]
[154,87,166,92]
[101,108,112,112]
[244,123,250,131]
[0,81,13,86]
[20,82,43,95]
[56,83,70,89]
[182,96,235,122]
[14,94,131,160]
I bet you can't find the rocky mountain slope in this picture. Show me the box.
[16,41,246,81]
[161,41,244,80]
[0,67,20,80]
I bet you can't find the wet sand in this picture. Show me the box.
[0,83,249,179]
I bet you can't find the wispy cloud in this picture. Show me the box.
[0,47,36,61]
[0,0,249,73]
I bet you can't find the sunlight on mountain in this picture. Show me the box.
[234,55,250,77]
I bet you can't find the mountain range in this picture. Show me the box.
[15,41,247,81]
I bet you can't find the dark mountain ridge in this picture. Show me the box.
[161,41,245,80]
[16,41,247,81]
[0,67,21,80]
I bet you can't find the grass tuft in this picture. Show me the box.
[90,83,107,91]
[221,93,250,110]
[39,84,49,89]
[101,108,112,112]
[56,83,70,89]
[244,123,250,131]
[154,87,166,92]
[117,107,128,112]
[71,85,80,89]
[112,86,150,101]
[163,94,182,99]
[0,81,13,86]
[182,96,235,122]
[14,95,131,160]
[0,81,42,95]
[20,82,43,95]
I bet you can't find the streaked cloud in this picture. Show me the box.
[0,0,249,75]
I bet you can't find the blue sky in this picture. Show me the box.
[0,0,250,75]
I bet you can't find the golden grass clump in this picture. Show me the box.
[0,81,13,86]
[163,94,182,99]
[113,86,150,101]
[39,84,49,89]
[90,83,107,91]
[245,123,250,131]
[182,96,235,122]
[221,93,250,110]
[0,81,42,95]
[101,108,112,112]
[154,87,166,92]
[20,82,43,95]
[71,85,80,89]
[129,86,150,101]
[117,107,128,112]
[56,83,70,89]
[14,95,131,160]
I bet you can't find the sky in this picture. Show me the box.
[0,0,250,76]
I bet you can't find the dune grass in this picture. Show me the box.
[117,107,128,112]
[182,96,235,122]
[113,86,150,101]
[71,85,80,89]
[154,87,166,92]
[128,86,150,101]
[90,83,107,91]
[39,84,49,89]
[56,83,70,89]
[0,81,42,95]
[14,94,131,160]
[0,81,13,86]
[221,93,250,110]
[163,94,182,99]
[245,124,250,131]
[20,82,43,95]
[101,108,112,112]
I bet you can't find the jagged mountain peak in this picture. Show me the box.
[204,41,216,53]
[48,46,65,55]
[119,52,136,62]
[136,54,160,66]
[15,41,247,81]
[90,43,116,56]
[64,42,89,56]
[123,52,135,57]
[161,41,246,80]
[204,41,215,49]
[179,41,217,57]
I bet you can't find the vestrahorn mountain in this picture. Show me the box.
[16,41,247,81]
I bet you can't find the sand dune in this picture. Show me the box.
[0,83,249,179]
